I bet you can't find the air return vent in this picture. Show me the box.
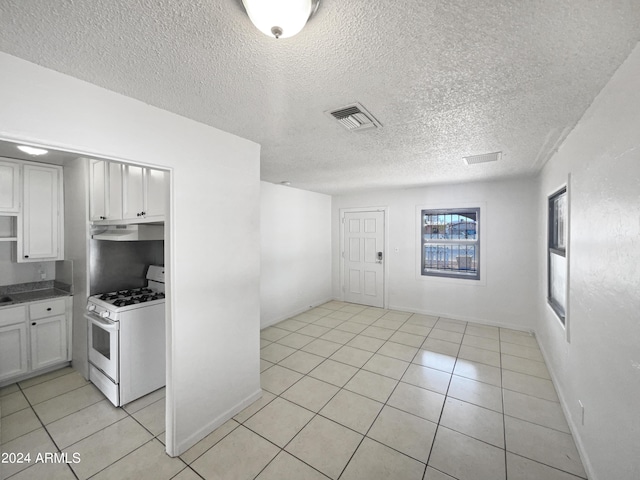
[326,103,382,132]
[463,151,502,165]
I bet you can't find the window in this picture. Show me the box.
[421,208,480,280]
[548,187,567,323]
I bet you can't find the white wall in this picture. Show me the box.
[260,182,332,327]
[536,43,640,480]
[63,158,90,379]
[333,178,538,330]
[0,246,56,285]
[0,53,261,456]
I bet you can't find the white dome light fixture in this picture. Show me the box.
[242,0,320,39]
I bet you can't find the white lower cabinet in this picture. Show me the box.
[0,322,28,381]
[0,297,71,384]
[30,314,68,371]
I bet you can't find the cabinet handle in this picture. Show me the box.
[24,255,29,258]
[32,322,36,326]
[47,307,52,311]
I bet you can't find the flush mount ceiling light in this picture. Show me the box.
[17,145,48,156]
[242,0,320,39]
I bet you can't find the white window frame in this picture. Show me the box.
[416,203,486,285]
[547,183,570,334]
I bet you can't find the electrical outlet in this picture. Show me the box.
[579,400,584,425]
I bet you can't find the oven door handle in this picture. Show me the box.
[85,313,119,331]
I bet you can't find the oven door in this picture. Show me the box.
[86,313,119,382]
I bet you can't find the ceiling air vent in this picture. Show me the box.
[463,151,502,165]
[326,103,382,132]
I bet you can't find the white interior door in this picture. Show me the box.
[343,211,384,307]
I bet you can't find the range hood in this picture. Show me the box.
[92,224,164,241]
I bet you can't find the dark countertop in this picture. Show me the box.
[0,281,72,308]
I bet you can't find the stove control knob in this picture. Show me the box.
[88,305,96,312]
[99,311,110,319]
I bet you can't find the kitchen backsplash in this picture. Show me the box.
[0,242,56,286]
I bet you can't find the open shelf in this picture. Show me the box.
[0,215,18,242]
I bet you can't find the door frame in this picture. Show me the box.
[339,206,389,309]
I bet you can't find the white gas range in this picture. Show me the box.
[86,265,166,407]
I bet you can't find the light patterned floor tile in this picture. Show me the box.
[453,359,501,387]
[377,341,419,362]
[22,371,89,405]
[439,397,505,448]
[330,345,374,368]
[191,426,279,480]
[91,439,184,480]
[33,383,104,425]
[429,426,506,480]
[47,399,128,449]
[260,365,303,395]
[319,389,383,434]
[260,343,297,363]
[0,391,29,418]
[245,397,314,447]
[503,389,569,433]
[256,451,329,480]
[387,382,444,423]
[501,354,551,379]
[180,419,240,464]
[276,332,315,349]
[302,338,343,357]
[447,375,503,413]
[131,398,165,435]
[401,364,451,394]
[234,391,276,423]
[362,354,410,380]
[1,407,41,444]
[346,335,386,352]
[64,417,153,480]
[343,370,398,403]
[504,416,586,478]
[340,437,425,480]
[502,370,559,402]
[368,405,437,463]
[506,452,585,480]
[278,350,325,374]
[1,428,58,479]
[285,416,362,480]
[412,349,456,373]
[309,359,358,387]
[281,376,340,412]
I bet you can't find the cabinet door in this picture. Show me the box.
[108,162,123,220]
[21,165,61,261]
[0,323,28,382]
[89,159,107,221]
[30,314,67,371]
[144,169,167,217]
[0,159,20,213]
[122,165,145,219]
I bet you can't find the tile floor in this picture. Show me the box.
[0,301,588,479]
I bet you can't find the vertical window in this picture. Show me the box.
[548,187,567,323]
[421,208,480,280]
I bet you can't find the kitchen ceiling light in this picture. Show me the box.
[242,0,319,39]
[17,145,48,156]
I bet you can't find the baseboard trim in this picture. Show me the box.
[537,341,596,480]
[173,388,263,456]
[261,296,334,329]
[387,303,534,333]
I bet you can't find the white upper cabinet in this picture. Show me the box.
[19,164,63,262]
[0,159,20,214]
[144,168,167,218]
[91,161,166,224]
[122,164,146,220]
[90,160,123,222]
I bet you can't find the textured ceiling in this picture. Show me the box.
[1,0,639,195]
